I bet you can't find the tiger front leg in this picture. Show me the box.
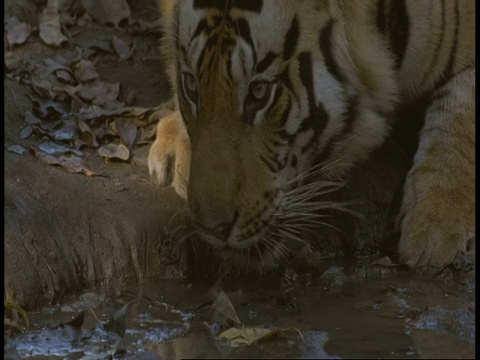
[398,67,475,267]
[148,110,191,200]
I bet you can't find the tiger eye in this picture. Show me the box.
[184,73,197,93]
[182,72,198,103]
[251,82,270,100]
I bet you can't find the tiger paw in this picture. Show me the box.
[148,110,190,200]
[397,184,475,267]
[398,218,475,267]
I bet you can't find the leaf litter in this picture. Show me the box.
[5,0,171,177]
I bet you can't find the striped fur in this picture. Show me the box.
[149,0,475,268]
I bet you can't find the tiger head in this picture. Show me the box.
[162,0,399,267]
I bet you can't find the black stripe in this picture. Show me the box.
[319,21,345,83]
[278,97,291,127]
[290,154,297,168]
[277,65,295,95]
[427,0,446,76]
[298,52,329,149]
[283,16,299,60]
[255,52,278,73]
[235,19,256,63]
[233,0,263,13]
[314,96,359,164]
[193,0,262,13]
[277,129,296,144]
[389,0,410,69]
[192,19,208,41]
[260,154,278,172]
[174,11,181,53]
[436,0,459,88]
[376,0,387,35]
[193,0,224,9]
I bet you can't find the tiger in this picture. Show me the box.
[148,0,475,269]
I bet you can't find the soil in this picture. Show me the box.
[4,1,475,359]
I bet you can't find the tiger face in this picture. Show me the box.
[164,0,400,261]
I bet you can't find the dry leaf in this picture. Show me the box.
[114,118,137,148]
[139,124,158,143]
[369,256,400,268]
[58,155,96,176]
[53,119,78,141]
[104,300,137,337]
[78,119,99,148]
[4,289,30,333]
[62,311,85,330]
[38,141,82,156]
[7,144,27,155]
[81,0,131,27]
[20,126,33,139]
[30,96,67,119]
[32,147,63,165]
[217,327,303,348]
[98,143,130,161]
[77,80,120,106]
[6,22,31,46]
[112,35,132,60]
[39,0,69,47]
[72,37,112,53]
[210,291,242,329]
[55,69,74,83]
[24,111,42,125]
[32,147,94,176]
[4,51,22,71]
[73,59,99,82]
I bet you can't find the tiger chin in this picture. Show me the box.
[148,0,475,271]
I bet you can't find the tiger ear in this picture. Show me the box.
[158,0,175,16]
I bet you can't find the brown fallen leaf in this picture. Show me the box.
[77,80,120,107]
[210,291,242,330]
[55,69,74,83]
[98,143,130,161]
[369,256,401,268]
[72,37,112,53]
[52,119,78,141]
[6,22,31,47]
[58,155,96,176]
[24,111,42,125]
[81,0,131,27]
[217,327,304,348]
[38,141,82,156]
[104,299,138,337]
[114,118,137,148]
[30,96,67,119]
[139,123,157,143]
[78,119,99,148]
[4,289,30,334]
[112,35,132,60]
[7,144,27,155]
[4,51,22,71]
[32,147,62,166]
[20,126,33,139]
[32,147,96,176]
[62,311,85,330]
[73,59,99,82]
[39,0,69,47]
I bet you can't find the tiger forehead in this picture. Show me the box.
[178,0,299,48]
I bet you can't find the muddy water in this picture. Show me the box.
[4,264,475,359]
